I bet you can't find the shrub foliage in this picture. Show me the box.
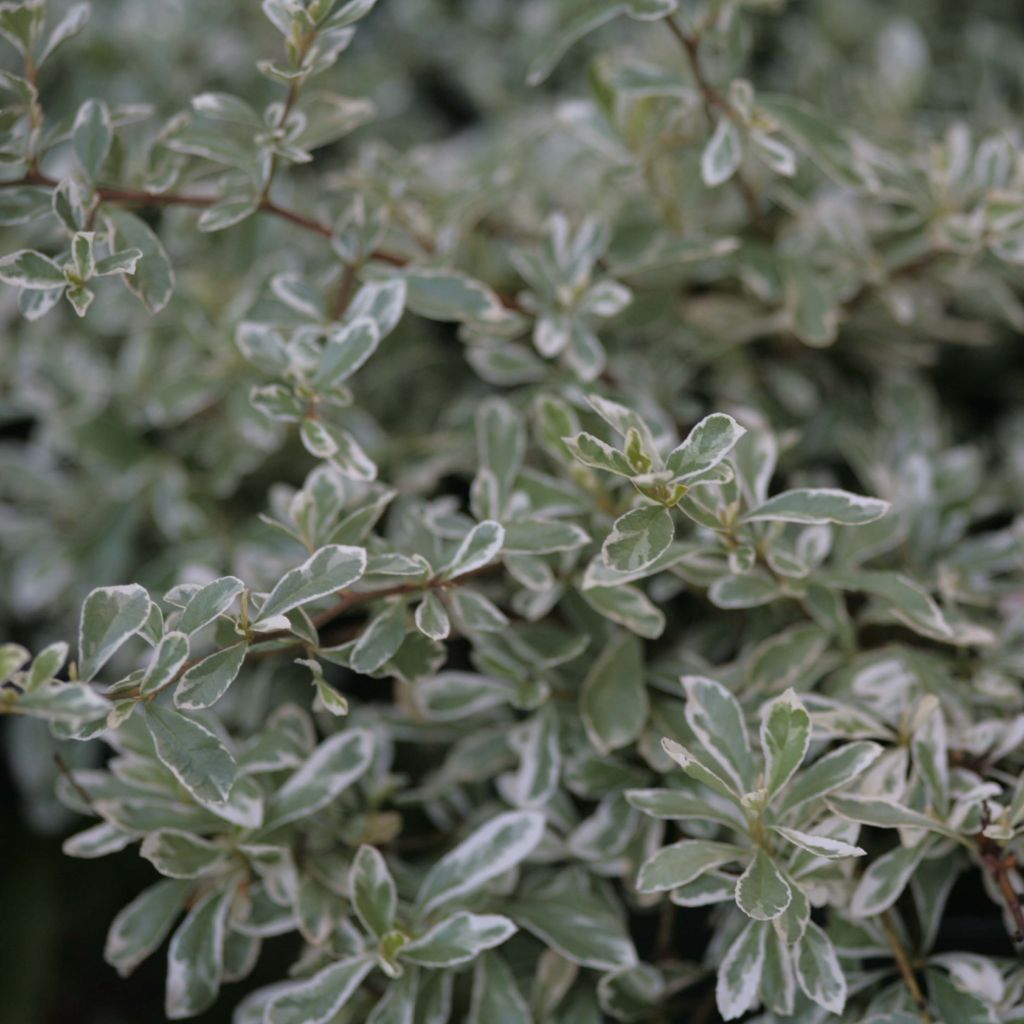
[2,0,1024,1021]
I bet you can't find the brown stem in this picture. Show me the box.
[880,910,932,1022]
[665,17,766,234]
[53,752,96,812]
[976,827,1024,945]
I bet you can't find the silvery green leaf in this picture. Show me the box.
[826,570,952,639]
[139,631,190,695]
[14,681,110,722]
[469,954,531,1024]
[562,432,635,477]
[602,506,674,573]
[350,599,406,673]
[262,727,373,831]
[190,91,261,125]
[401,912,517,967]
[850,843,926,917]
[413,671,510,721]
[350,844,397,937]
[742,488,891,526]
[62,821,136,859]
[476,397,525,507]
[637,840,748,893]
[580,584,665,639]
[682,675,756,793]
[264,956,374,1024]
[736,849,792,920]
[105,879,191,978]
[140,829,231,879]
[581,632,648,754]
[826,794,959,837]
[165,884,234,1018]
[314,316,381,389]
[760,688,811,798]
[660,737,740,801]
[93,248,142,277]
[441,520,503,579]
[37,2,90,65]
[414,810,545,917]
[142,705,236,804]
[716,918,767,1020]
[0,642,28,682]
[525,0,625,86]
[173,641,247,710]
[911,697,950,815]
[625,785,746,831]
[105,209,175,312]
[366,969,418,1024]
[665,414,746,481]
[505,703,560,807]
[25,640,68,690]
[72,98,112,180]
[414,591,449,640]
[346,278,405,337]
[669,871,736,908]
[0,249,66,288]
[776,741,883,815]
[78,583,151,682]
[702,117,743,188]
[502,518,590,554]
[708,571,781,609]
[312,675,348,716]
[178,576,245,635]
[774,826,865,860]
[401,268,515,326]
[507,874,638,970]
[257,545,367,624]
[196,195,257,232]
[794,921,846,1015]
[927,970,998,1024]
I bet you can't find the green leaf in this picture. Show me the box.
[165,885,234,1018]
[350,844,397,938]
[826,794,959,838]
[142,704,237,803]
[0,248,66,288]
[12,681,110,722]
[38,3,91,65]
[401,267,516,326]
[580,584,665,639]
[827,570,953,639]
[773,826,865,860]
[502,518,590,554]
[262,728,374,831]
[0,642,28,683]
[666,414,746,480]
[563,432,635,477]
[505,704,560,808]
[581,632,648,754]
[178,576,245,635]
[105,208,175,312]
[701,117,743,188]
[637,840,748,893]
[173,641,247,710]
[736,849,792,920]
[849,843,926,916]
[350,599,406,674]
[442,520,504,579]
[794,921,846,1015]
[78,584,151,682]
[602,506,674,573]
[105,879,191,978]
[682,675,756,794]
[256,544,367,624]
[716,919,767,1020]
[26,641,68,689]
[139,631,190,695]
[72,98,112,180]
[776,741,882,815]
[742,488,891,526]
[401,912,517,967]
[414,810,545,917]
[414,591,450,640]
[526,0,625,86]
[313,316,381,389]
[469,954,531,1024]
[140,830,232,879]
[760,688,811,798]
[265,956,374,1024]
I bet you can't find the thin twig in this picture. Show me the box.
[976,812,1024,947]
[880,909,932,1022]
[53,751,96,812]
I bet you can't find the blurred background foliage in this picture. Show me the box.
[2,0,1024,1020]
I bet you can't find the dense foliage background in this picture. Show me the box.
[2,0,1024,1021]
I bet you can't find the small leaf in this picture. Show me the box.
[736,849,792,920]
[581,584,665,639]
[72,98,112,180]
[313,316,381,389]
[794,921,846,1015]
[350,845,397,938]
[165,885,233,1018]
[257,545,367,623]
[142,705,237,804]
[78,584,151,682]
[716,919,767,1020]
[637,840,747,893]
[105,879,191,978]
[139,631,190,695]
[701,117,743,188]
[173,641,247,710]
[563,432,635,477]
[105,208,175,313]
[265,956,374,1024]
[665,413,746,480]
[581,632,648,754]
[742,487,890,526]
[350,599,406,674]
[682,675,756,794]
[776,741,882,815]
[773,826,865,860]
[0,248,67,288]
[414,592,450,640]
[602,506,674,573]
[442,521,504,579]
[401,912,517,968]
[415,810,545,917]
[760,688,811,798]
[178,576,245,635]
